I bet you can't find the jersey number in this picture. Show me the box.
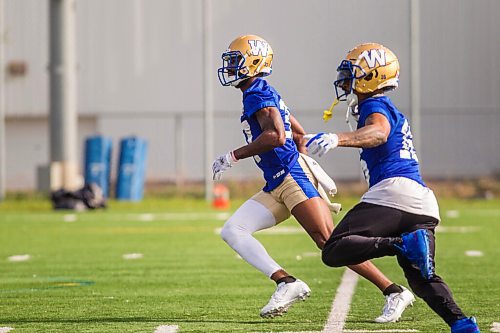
[400,119,419,162]
[241,99,292,164]
[279,99,293,139]
[241,120,261,163]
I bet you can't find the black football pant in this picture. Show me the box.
[322,202,465,326]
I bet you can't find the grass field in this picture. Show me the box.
[0,197,499,333]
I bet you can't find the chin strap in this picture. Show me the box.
[345,107,355,132]
[344,93,359,132]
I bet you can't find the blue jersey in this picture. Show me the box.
[241,78,299,192]
[357,96,425,188]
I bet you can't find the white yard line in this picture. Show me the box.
[321,268,359,333]
[154,325,179,333]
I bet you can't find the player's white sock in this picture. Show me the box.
[220,199,282,277]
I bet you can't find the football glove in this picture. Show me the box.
[304,132,339,157]
[212,151,238,180]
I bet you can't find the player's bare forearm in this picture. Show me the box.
[338,113,390,148]
[233,131,284,159]
[290,115,307,153]
[337,125,388,148]
[233,106,286,160]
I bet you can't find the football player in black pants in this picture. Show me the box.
[306,42,480,332]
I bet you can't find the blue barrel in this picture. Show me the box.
[84,136,113,198]
[116,136,148,201]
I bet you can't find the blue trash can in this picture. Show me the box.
[116,136,148,201]
[84,136,113,198]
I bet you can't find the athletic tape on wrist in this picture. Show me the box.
[230,151,238,163]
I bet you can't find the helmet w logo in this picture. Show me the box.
[361,49,386,68]
[248,40,269,56]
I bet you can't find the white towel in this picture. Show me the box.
[300,154,342,214]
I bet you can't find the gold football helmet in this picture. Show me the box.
[218,35,274,87]
[334,42,400,101]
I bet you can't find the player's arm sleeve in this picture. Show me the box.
[290,114,307,153]
[359,104,389,125]
[359,102,394,136]
[243,92,278,118]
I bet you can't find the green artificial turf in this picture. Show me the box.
[0,197,498,332]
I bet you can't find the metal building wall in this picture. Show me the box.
[3,0,499,190]
[419,0,500,177]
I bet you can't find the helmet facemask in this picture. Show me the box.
[334,60,365,102]
[334,60,364,123]
[218,51,248,87]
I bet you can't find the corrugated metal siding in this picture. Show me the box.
[3,0,500,189]
[5,0,48,115]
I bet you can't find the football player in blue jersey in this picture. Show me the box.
[213,35,414,321]
[306,42,480,332]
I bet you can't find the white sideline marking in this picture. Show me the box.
[490,322,500,332]
[7,254,31,262]
[63,214,77,222]
[465,250,484,257]
[122,253,143,260]
[322,268,359,333]
[154,325,178,333]
[0,328,14,333]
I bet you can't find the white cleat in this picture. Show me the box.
[260,279,311,318]
[374,286,415,323]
